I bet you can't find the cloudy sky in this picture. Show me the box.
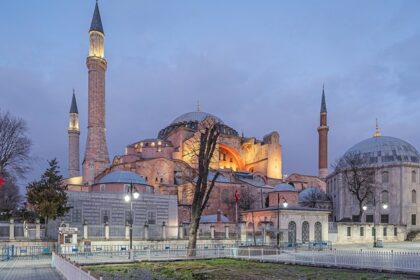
[1,0,420,190]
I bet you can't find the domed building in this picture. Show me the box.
[327,127,420,234]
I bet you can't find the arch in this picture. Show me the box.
[219,144,244,170]
[382,171,389,183]
[412,190,417,204]
[302,221,310,243]
[412,170,417,183]
[315,222,322,241]
[288,221,297,245]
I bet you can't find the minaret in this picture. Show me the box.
[318,85,329,179]
[68,90,80,178]
[82,1,110,185]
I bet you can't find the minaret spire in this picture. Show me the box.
[90,0,104,34]
[318,84,329,179]
[321,84,327,113]
[68,90,80,178]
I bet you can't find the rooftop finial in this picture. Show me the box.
[321,84,327,113]
[373,118,381,137]
[196,100,200,112]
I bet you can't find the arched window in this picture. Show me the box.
[412,171,417,183]
[381,190,389,204]
[288,221,297,245]
[412,190,417,204]
[382,171,389,183]
[315,222,322,241]
[302,221,309,243]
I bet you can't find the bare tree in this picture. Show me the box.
[299,188,329,208]
[0,111,32,178]
[186,117,221,256]
[334,152,376,222]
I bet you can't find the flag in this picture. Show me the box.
[234,189,239,204]
[0,176,4,188]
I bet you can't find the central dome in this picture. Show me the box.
[158,110,238,139]
[171,111,224,125]
[343,135,420,165]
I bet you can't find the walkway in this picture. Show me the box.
[0,256,63,280]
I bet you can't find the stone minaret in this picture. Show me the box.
[68,91,80,178]
[82,1,110,185]
[318,85,329,179]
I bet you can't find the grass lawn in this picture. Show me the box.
[85,258,419,280]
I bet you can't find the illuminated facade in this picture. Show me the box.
[65,2,328,225]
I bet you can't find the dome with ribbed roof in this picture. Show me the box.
[171,111,224,125]
[98,171,147,185]
[271,183,296,192]
[158,110,238,139]
[342,136,420,166]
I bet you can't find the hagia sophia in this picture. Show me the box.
[62,2,419,243]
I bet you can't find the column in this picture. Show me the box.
[125,224,130,240]
[239,222,246,242]
[83,222,88,239]
[104,222,109,240]
[9,219,15,241]
[210,225,215,239]
[144,224,149,240]
[23,221,28,239]
[35,219,41,240]
[178,224,184,239]
[225,225,229,239]
[162,222,166,240]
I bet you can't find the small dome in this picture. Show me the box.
[272,183,296,192]
[343,136,420,166]
[298,187,328,201]
[171,111,224,125]
[98,171,147,185]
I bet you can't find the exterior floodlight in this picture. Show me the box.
[124,194,131,202]
[362,205,367,211]
[133,192,140,199]
[283,202,288,208]
[382,203,388,210]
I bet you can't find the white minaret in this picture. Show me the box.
[68,90,80,177]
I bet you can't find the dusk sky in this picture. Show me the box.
[1,0,420,189]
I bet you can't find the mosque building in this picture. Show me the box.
[63,2,330,240]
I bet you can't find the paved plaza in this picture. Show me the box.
[0,256,63,280]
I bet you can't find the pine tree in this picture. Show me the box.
[26,159,71,237]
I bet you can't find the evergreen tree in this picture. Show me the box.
[26,159,70,237]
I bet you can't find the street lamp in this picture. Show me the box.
[362,197,388,248]
[124,183,139,259]
[277,193,288,246]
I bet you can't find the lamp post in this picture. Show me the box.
[276,193,288,246]
[362,197,388,248]
[124,183,139,259]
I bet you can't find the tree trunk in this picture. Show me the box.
[44,217,48,238]
[356,201,363,222]
[187,206,201,256]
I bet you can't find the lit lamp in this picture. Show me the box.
[362,197,388,248]
[124,183,139,259]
